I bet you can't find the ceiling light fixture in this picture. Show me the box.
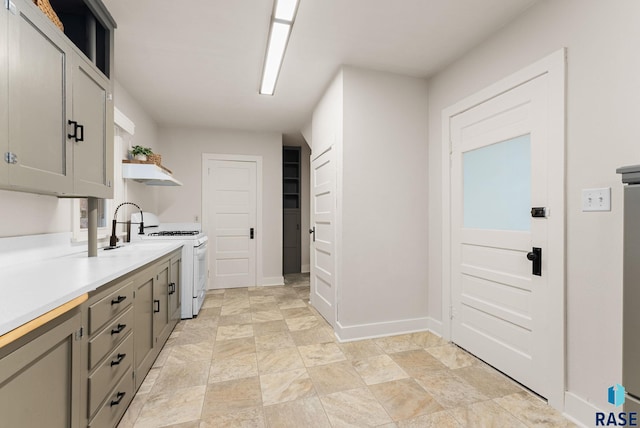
[259,0,300,95]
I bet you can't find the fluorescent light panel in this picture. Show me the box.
[274,0,298,22]
[259,0,299,95]
[260,22,291,95]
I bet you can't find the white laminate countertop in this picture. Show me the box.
[0,239,183,337]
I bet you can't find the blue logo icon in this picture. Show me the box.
[608,384,626,407]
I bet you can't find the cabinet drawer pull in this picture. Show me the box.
[110,353,126,366]
[168,282,176,295]
[111,295,126,305]
[153,300,160,313]
[110,323,126,335]
[110,391,126,407]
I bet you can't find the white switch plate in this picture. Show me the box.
[582,187,611,212]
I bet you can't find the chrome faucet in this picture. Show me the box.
[109,202,144,248]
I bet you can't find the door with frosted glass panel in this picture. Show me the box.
[450,76,551,398]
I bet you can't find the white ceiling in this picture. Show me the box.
[103,0,537,134]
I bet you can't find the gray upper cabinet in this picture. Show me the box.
[3,0,115,197]
[73,56,113,198]
[0,6,7,186]
[7,0,74,194]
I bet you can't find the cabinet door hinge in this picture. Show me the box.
[4,152,17,164]
[75,326,84,340]
[107,180,112,188]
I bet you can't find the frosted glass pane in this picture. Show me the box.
[463,135,531,231]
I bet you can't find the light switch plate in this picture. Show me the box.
[582,187,611,212]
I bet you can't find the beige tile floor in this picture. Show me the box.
[117,274,576,428]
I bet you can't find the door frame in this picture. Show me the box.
[441,48,566,409]
[201,153,263,287]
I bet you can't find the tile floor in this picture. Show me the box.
[117,274,576,428]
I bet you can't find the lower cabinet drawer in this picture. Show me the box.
[89,307,133,369]
[88,367,134,428]
[88,333,133,417]
[89,281,133,335]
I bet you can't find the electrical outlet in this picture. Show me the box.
[582,187,611,212]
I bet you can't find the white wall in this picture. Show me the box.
[340,66,429,334]
[156,127,283,282]
[113,81,160,213]
[427,0,640,416]
[0,190,72,237]
[312,67,429,339]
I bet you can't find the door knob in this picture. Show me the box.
[526,252,537,261]
[309,227,315,242]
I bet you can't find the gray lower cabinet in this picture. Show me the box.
[134,253,180,390]
[0,309,83,428]
[169,257,182,325]
[83,279,135,427]
[0,249,181,428]
[3,0,114,197]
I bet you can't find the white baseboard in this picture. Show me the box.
[260,276,284,286]
[426,317,443,337]
[301,264,310,273]
[563,391,603,428]
[334,317,430,343]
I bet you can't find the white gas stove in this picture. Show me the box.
[131,213,208,318]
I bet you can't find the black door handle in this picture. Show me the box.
[527,247,542,276]
[153,300,160,313]
[250,228,254,239]
[309,227,315,242]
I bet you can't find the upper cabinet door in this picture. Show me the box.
[72,55,113,198]
[7,0,73,194]
[0,6,8,187]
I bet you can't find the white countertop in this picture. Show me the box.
[0,239,183,337]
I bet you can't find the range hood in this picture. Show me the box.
[122,163,183,186]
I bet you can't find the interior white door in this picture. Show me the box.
[310,147,336,327]
[450,75,557,399]
[207,159,257,289]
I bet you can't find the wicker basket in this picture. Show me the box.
[33,0,64,31]
[148,153,162,167]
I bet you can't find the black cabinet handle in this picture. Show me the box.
[76,124,84,142]
[110,391,126,407]
[110,353,126,367]
[111,295,126,305]
[168,282,176,295]
[153,300,160,313]
[250,228,254,239]
[67,120,78,140]
[110,323,126,335]
[67,120,84,142]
